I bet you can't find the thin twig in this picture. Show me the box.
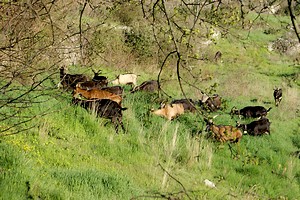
[158,163,192,200]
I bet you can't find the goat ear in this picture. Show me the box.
[160,102,166,108]
[204,117,213,124]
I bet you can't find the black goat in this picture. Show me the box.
[236,118,271,136]
[273,87,282,107]
[59,67,89,90]
[231,106,272,118]
[72,98,127,133]
[170,99,197,112]
[92,69,108,85]
[76,70,109,90]
[77,81,107,90]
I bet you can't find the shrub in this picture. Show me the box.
[124,28,153,59]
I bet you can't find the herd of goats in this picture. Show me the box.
[58,67,283,143]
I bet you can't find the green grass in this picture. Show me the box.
[1,82,299,199]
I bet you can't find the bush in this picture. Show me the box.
[124,28,153,59]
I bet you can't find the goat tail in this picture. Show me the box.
[267,107,272,112]
[121,107,128,111]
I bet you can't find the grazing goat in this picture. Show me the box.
[198,94,222,112]
[73,85,122,105]
[76,69,108,90]
[131,80,159,93]
[231,106,272,118]
[72,98,127,133]
[151,103,185,120]
[101,86,124,96]
[170,99,197,112]
[205,119,243,143]
[236,118,271,136]
[206,94,222,111]
[214,51,222,63]
[59,67,89,90]
[273,87,282,107]
[92,69,108,85]
[111,73,137,86]
[77,80,107,90]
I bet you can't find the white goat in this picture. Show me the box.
[111,73,137,86]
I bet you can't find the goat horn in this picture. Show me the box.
[213,115,218,119]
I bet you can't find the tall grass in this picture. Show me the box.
[1,81,299,199]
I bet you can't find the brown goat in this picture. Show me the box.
[205,119,242,143]
[73,85,122,105]
[131,80,159,93]
[198,94,222,112]
[151,103,185,120]
[101,86,124,96]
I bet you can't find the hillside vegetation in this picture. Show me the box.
[0,1,300,199]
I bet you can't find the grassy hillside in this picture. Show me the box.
[1,1,300,200]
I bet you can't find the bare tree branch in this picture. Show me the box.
[79,0,88,65]
[158,163,192,200]
[287,0,300,42]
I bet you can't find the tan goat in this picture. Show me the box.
[151,103,185,120]
[73,85,122,105]
[205,119,243,143]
